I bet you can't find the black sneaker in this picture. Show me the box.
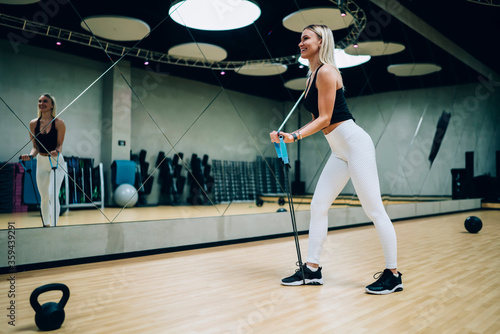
[281,264,323,286]
[365,269,403,294]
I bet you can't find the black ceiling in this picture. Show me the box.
[1,0,499,102]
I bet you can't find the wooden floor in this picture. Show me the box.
[1,210,499,333]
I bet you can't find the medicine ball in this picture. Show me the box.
[464,216,482,233]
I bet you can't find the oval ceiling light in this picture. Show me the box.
[344,41,405,56]
[298,49,370,69]
[237,63,287,76]
[81,16,150,41]
[284,78,307,91]
[283,7,354,33]
[169,0,261,31]
[168,43,227,62]
[387,63,442,77]
[334,49,371,68]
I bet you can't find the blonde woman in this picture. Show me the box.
[270,25,402,294]
[21,94,66,227]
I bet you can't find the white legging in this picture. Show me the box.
[36,154,65,226]
[306,120,398,269]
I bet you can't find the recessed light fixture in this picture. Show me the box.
[169,0,261,31]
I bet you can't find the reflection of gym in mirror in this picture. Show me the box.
[0,0,497,232]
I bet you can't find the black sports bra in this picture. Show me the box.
[35,117,58,153]
[302,64,354,125]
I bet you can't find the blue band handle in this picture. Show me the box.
[274,136,289,165]
[19,156,33,172]
[49,152,60,170]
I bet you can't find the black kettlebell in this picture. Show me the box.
[30,283,70,331]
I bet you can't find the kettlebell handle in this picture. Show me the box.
[30,283,70,312]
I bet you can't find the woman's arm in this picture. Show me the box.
[296,65,338,139]
[271,65,340,143]
[22,120,39,160]
[52,118,66,156]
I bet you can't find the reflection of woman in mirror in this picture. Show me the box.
[21,93,66,227]
[270,25,402,294]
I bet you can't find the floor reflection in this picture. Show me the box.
[0,195,452,229]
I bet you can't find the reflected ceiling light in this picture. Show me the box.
[298,49,370,69]
[169,0,261,31]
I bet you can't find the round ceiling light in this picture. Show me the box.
[168,43,227,62]
[81,16,150,41]
[237,63,287,76]
[169,0,261,31]
[284,78,307,91]
[299,49,370,69]
[283,7,354,33]
[334,49,371,68]
[387,63,442,77]
[344,41,405,56]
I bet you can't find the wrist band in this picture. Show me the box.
[292,133,298,142]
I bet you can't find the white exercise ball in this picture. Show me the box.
[114,184,138,207]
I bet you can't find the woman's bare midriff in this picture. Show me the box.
[322,120,347,135]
